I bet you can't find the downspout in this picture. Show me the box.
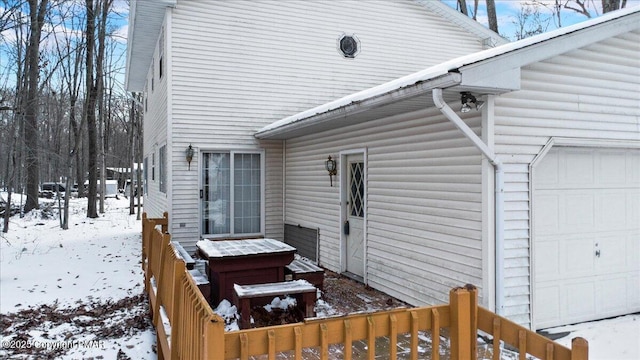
[432,88,505,315]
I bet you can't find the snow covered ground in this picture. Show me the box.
[544,314,640,359]
[1,195,154,359]
[1,194,638,359]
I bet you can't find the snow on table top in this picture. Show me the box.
[234,280,315,298]
[286,258,323,273]
[196,238,296,258]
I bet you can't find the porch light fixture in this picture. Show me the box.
[460,91,485,113]
[325,156,337,187]
[186,144,195,170]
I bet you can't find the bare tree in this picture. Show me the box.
[456,0,480,20]
[0,6,27,232]
[602,0,623,13]
[1,91,18,232]
[486,0,499,33]
[561,0,628,18]
[22,0,49,213]
[1,0,131,228]
[53,0,86,228]
[458,0,469,16]
[84,0,98,218]
[512,2,552,40]
[0,0,23,35]
[454,0,498,34]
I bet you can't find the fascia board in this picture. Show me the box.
[458,67,521,93]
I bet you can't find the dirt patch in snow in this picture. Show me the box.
[0,293,152,359]
[319,271,408,315]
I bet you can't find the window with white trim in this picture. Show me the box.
[201,151,263,236]
[143,157,148,194]
[159,145,166,193]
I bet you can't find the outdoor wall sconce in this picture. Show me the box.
[186,144,195,170]
[325,156,337,187]
[460,91,485,113]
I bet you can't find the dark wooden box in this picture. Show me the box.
[197,239,296,305]
[285,259,324,292]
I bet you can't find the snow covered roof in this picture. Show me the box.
[256,6,640,140]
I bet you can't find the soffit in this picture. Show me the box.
[125,0,175,92]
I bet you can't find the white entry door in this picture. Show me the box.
[344,154,365,279]
[533,147,640,329]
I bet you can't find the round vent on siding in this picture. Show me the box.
[338,34,360,58]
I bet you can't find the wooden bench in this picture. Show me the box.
[188,269,211,304]
[233,280,317,329]
[171,242,209,303]
[285,259,324,291]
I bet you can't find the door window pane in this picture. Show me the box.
[202,152,261,236]
[202,153,230,234]
[349,162,364,218]
[234,153,261,233]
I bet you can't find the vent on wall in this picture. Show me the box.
[338,33,360,58]
[284,224,319,263]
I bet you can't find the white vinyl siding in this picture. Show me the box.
[285,107,484,307]
[142,24,169,218]
[165,0,491,251]
[494,30,640,327]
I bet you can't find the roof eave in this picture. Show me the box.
[125,0,176,92]
[255,73,465,140]
[413,0,509,47]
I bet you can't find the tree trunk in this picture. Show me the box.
[96,0,113,212]
[486,0,499,34]
[458,0,469,16]
[85,0,98,218]
[23,0,49,213]
[3,132,17,232]
[602,0,622,13]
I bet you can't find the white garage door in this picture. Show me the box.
[533,147,640,329]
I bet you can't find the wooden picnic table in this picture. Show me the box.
[196,238,296,305]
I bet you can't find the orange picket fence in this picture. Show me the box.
[142,213,588,360]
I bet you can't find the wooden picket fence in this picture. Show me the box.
[142,213,588,360]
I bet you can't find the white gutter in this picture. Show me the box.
[432,88,505,315]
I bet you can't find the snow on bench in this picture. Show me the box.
[233,280,317,329]
[285,258,324,291]
[188,268,211,304]
[171,241,195,270]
